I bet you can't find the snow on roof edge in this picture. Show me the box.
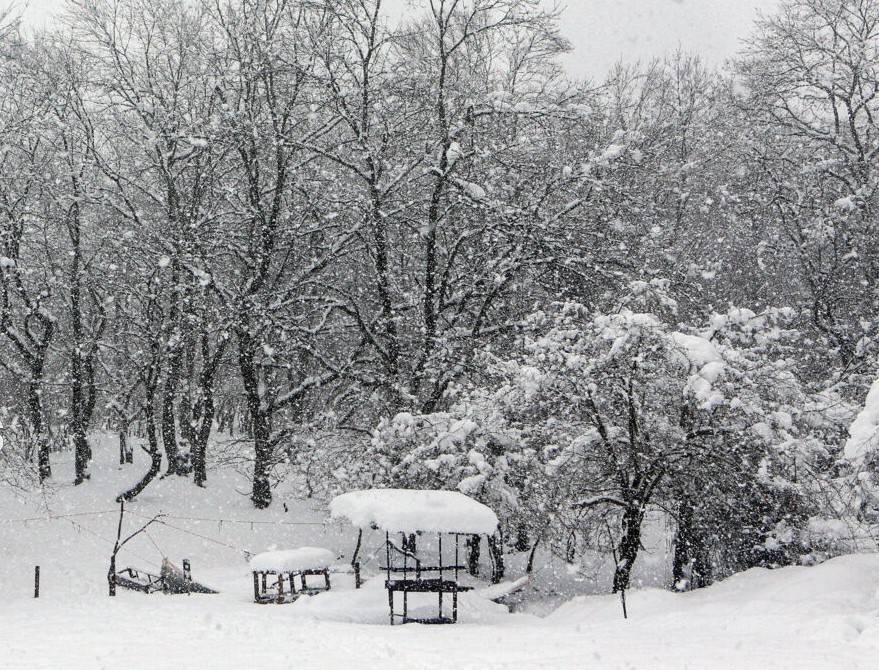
[249,547,337,572]
[330,488,499,535]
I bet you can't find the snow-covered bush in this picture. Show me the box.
[342,281,850,590]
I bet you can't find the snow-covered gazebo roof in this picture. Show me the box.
[330,489,499,535]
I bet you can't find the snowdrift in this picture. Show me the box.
[2,437,879,669]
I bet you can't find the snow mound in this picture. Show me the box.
[330,488,499,534]
[551,553,879,628]
[250,547,337,572]
[288,576,510,625]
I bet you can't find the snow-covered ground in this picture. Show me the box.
[2,435,879,669]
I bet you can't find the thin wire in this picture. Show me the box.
[0,510,325,526]
[155,513,326,526]
[66,518,162,569]
[0,509,119,524]
[142,528,165,558]
[127,511,253,558]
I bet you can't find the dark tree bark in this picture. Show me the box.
[488,532,505,584]
[29,379,51,481]
[2,304,54,482]
[238,328,272,508]
[160,350,182,476]
[119,429,129,465]
[117,378,162,503]
[69,187,90,485]
[466,534,481,577]
[612,506,644,594]
[190,328,225,487]
[672,495,711,590]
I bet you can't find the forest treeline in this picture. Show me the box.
[1,0,878,591]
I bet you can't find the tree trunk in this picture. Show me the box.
[191,330,222,488]
[178,341,198,448]
[73,428,89,485]
[672,496,711,590]
[161,354,181,476]
[612,506,644,594]
[488,532,505,584]
[29,379,50,482]
[672,496,693,590]
[71,341,90,485]
[119,429,127,465]
[238,330,272,508]
[466,534,481,577]
[192,377,214,488]
[251,410,272,508]
[118,386,162,502]
[70,172,92,487]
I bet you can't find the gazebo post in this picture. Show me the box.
[402,532,409,623]
[388,586,394,626]
[438,533,444,620]
[386,531,393,625]
[455,533,460,582]
[385,531,391,582]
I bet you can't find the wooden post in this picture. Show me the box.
[34,566,39,598]
[183,559,191,595]
[386,531,393,624]
[352,528,363,589]
[388,588,394,626]
[438,534,444,619]
[252,571,259,603]
[109,554,117,596]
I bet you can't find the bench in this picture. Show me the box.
[250,547,335,604]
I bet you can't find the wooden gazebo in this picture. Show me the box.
[330,489,499,625]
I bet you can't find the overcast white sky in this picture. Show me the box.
[5,0,775,79]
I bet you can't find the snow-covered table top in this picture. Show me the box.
[330,489,499,534]
[250,547,336,572]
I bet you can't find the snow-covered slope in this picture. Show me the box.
[2,435,879,669]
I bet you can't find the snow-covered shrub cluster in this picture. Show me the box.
[334,280,872,590]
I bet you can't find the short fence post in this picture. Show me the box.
[34,566,40,598]
[183,559,191,595]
